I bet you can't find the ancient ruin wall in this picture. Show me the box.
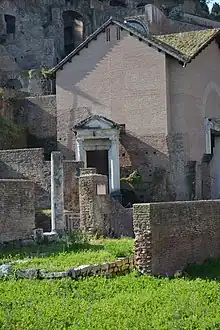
[133,201,220,276]
[0,179,35,243]
[79,170,133,237]
[14,95,57,155]
[0,148,82,210]
[15,95,57,139]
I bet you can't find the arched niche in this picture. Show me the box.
[62,10,84,56]
[4,14,16,34]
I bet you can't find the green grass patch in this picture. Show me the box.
[0,238,134,271]
[37,209,51,216]
[1,272,220,329]
[2,239,220,329]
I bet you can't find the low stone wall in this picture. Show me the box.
[133,201,220,276]
[0,179,35,243]
[1,257,134,280]
[0,148,82,210]
[79,171,133,238]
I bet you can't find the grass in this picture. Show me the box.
[38,209,51,216]
[0,237,134,271]
[2,239,220,329]
[1,270,220,329]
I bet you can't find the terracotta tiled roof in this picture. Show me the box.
[155,28,220,58]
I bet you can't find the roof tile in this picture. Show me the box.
[154,28,220,58]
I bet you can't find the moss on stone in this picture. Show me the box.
[155,28,220,58]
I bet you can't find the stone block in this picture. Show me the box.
[0,264,13,277]
[16,268,40,279]
[43,232,59,243]
[39,271,69,279]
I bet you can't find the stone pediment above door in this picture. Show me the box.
[74,115,119,130]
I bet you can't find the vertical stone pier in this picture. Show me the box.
[51,151,65,233]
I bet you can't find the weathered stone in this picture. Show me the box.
[0,264,13,277]
[43,232,59,243]
[16,268,39,279]
[0,257,134,281]
[100,263,109,275]
[51,152,65,233]
[21,239,35,247]
[39,271,69,279]
[79,172,133,238]
[33,228,44,243]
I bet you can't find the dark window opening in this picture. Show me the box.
[63,11,84,56]
[106,28,111,42]
[116,27,120,40]
[211,132,215,154]
[5,14,16,34]
[110,0,127,7]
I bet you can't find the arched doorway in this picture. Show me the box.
[62,11,84,56]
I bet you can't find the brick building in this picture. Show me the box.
[51,18,220,203]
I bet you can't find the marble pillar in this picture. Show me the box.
[108,135,120,193]
[76,138,85,163]
[51,151,65,233]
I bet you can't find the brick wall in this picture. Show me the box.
[79,170,133,237]
[133,201,220,276]
[0,179,35,243]
[0,148,82,210]
[14,96,57,156]
[15,96,57,139]
[56,25,171,202]
[0,148,51,208]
